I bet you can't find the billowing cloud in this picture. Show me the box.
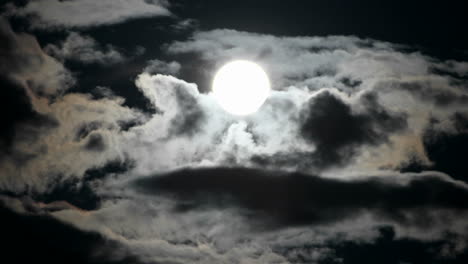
[6,0,171,29]
[0,18,74,96]
[166,29,468,173]
[45,32,125,65]
[0,19,144,193]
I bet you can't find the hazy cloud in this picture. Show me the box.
[7,0,171,29]
[45,32,125,65]
[143,59,181,75]
[0,18,74,96]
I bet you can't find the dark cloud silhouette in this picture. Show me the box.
[0,18,74,96]
[75,121,103,141]
[0,202,143,264]
[168,83,205,137]
[0,75,58,158]
[134,167,468,228]
[253,91,407,170]
[84,133,106,152]
[281,226,468,264]
[299,92,407,166]
[0,20,59,152]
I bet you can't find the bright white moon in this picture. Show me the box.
[212,60,271,115]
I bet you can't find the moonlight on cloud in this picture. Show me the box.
[1,1,468,264]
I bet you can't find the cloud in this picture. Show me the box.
[252,90,408,170]
[0,17,71,152]
[7,0,171,29]
[2,23,468,263]
[0,18,74,97]
[45,169,468,263]
[0,197,143,264]
[166,29,468,173]
[134,167,468,228]
[45,32,125,65]
[143,59,181,75]
[0,19,144,193]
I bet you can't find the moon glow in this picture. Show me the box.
[212,60,271,115]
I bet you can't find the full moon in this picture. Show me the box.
[212,60,271,115]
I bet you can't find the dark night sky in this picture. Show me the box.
[1,1,468,263]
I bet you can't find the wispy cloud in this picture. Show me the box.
[6,0,171,29]
[45,32,126,65]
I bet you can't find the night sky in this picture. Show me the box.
[1,1,468,263]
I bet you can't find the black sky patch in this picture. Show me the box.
[423,130,468,183]
[402,113,468,183]
[134,167,468,228]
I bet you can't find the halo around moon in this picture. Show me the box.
[212,60,271,115]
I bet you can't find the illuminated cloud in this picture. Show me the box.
[7,0,171,29]
[45,32,125,65]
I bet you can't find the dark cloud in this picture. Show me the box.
[280,226,468,264]
[84,133,106,152]
[0,18,74,96]
[0,76,37,149]
[30,160,133,211]
[0,202,143,264]
[339,76,362,90]
[253,91,407,170]
[75,121,103,141]
[134,167,468,228]
[453,112,468,132]
[0,25,59,155]
[301,91,406,167]
[168,83,205,137]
